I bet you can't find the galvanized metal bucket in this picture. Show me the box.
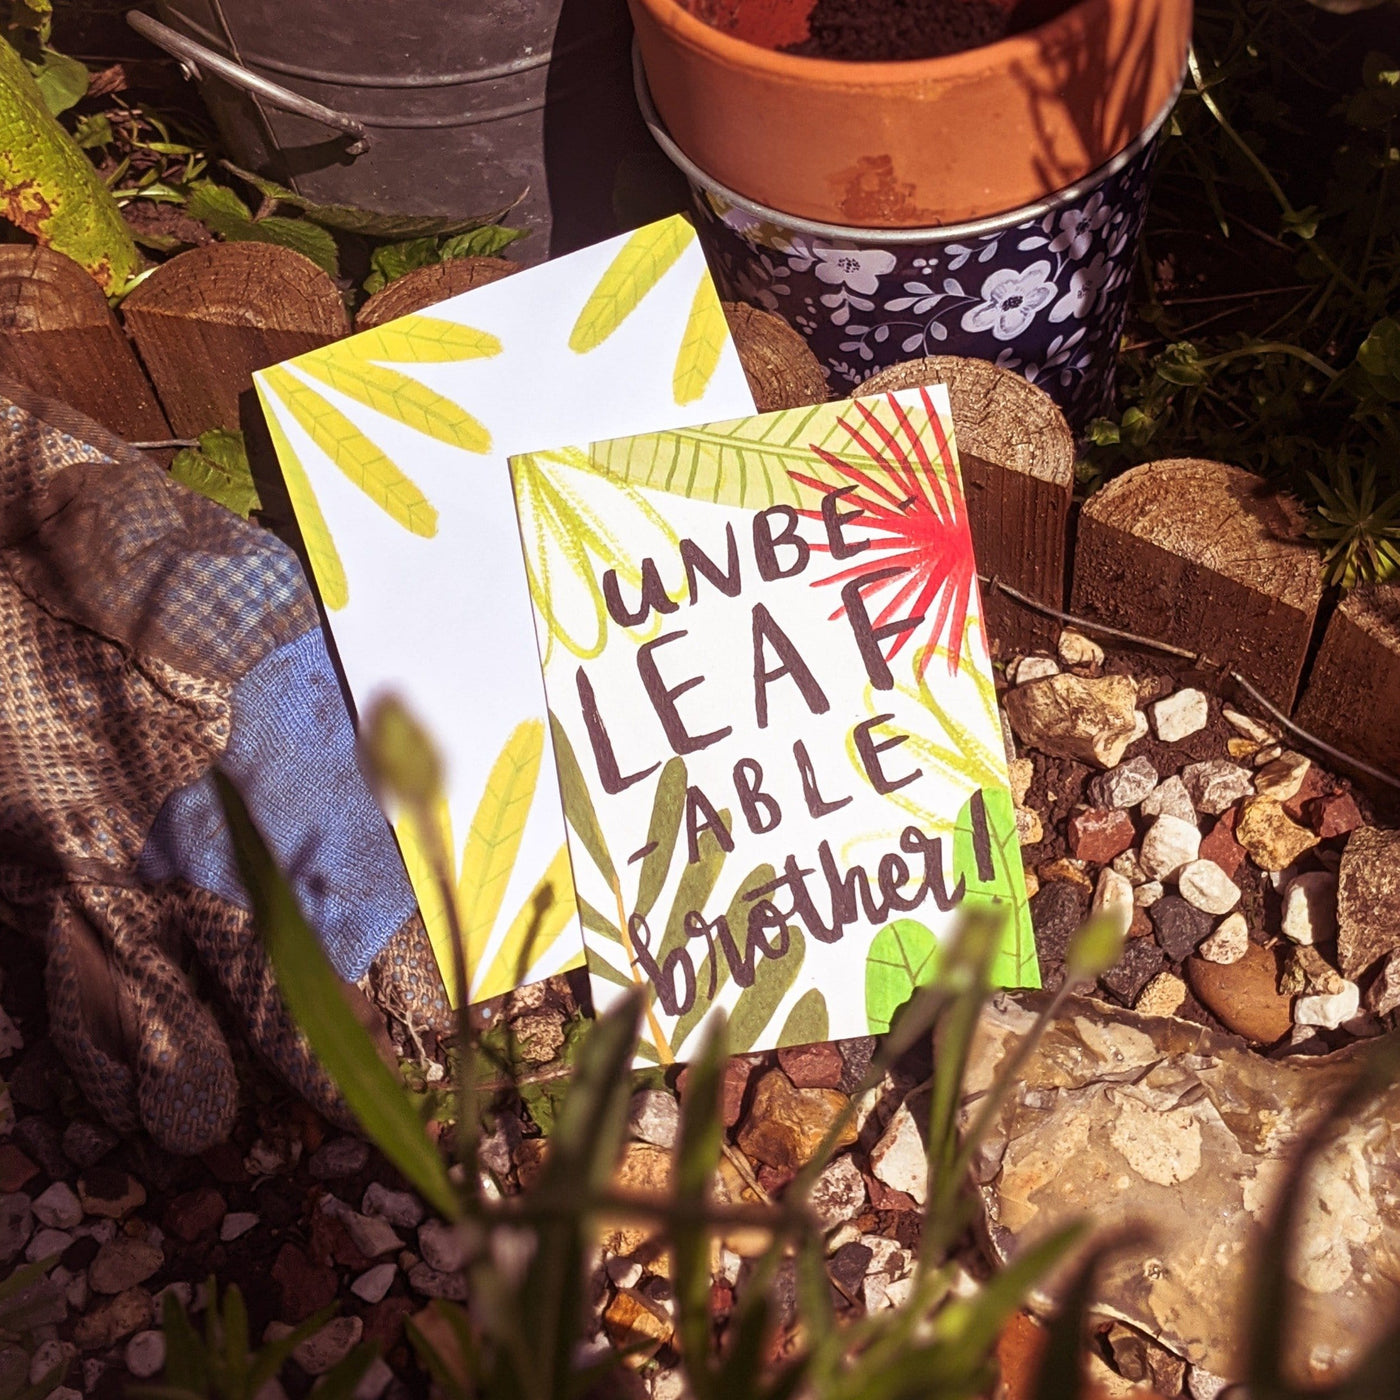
[128,0,666,262]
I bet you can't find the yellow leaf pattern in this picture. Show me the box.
[672,272,727,406]
[298,357,492,455]
[261,366,438,538]
[477,844,581,1003]
[568,219,696,353]
[256,383,349,610]
[350,316,502,365]
[457,720,544,969]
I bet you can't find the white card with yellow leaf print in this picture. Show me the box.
[253,216,756,1005]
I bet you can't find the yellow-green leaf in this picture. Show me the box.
[0,36,140,292]
[298,356,491,455]
[457,720,544,972]
[260,365,438,537]
[350,315,502,364]
[256,384,349,609]
[394,797,457,998]
[477,843,581,1002]
[568,219,695,354]
[672,272,727,405]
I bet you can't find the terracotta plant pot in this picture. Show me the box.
[628,0,1191,228]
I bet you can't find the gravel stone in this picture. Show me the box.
[1091,867,1135,941]
[124,1330,166,1379]
[60,1122,117,1170]
[869,1101,926,1206]
[219,1212,258,1242]
[1014,654,1061,684]
[351,1263,397,1305]
[1139,815,1202,881]
[31,1183,81,1231]
[1088,756,1158,811]
[627,1090,680,1148]
[89,1238,162,1294]
[308,1137,370,1180]
[1282,872,1338,947]
[808,1154,867,1230]
[1141,776,1197,826]
[1295,982,1361,1030]
[1180,760,1254,816]
[362,1183,423,1231]
[26,1228,72,1264]
[1199,913,1249,965]
[1133,880,1165,908]
[1151,896,1214,962]
[418,1220,468,1274]
[1135,971,1188,1018]
[1058,630,1104,668]
[1177,860,1241,916]
[1150,688,1209,742]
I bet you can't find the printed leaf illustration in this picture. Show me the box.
[350,316,502,365]
[778,988,829,1047]
[729,926,805,1053]
[457,719,544,968]
[514,447,680,662]
[298,356,491,455]
[635,758,686,920]
[865,919,940,1034]
[795,389,977,679]
[590,401,857,511]
[569,218,695,353]
[549,712,616,886]
[953,787,1039,990]
[258,385,348,610]
[261,366,439,538]
[477,843,578,1002]
[672,273,727,406]
[0,35,141,292]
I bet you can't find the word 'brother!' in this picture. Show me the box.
[577,489,928,856]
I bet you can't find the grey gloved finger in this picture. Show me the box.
[45,885,239,1154]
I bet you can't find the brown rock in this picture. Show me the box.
[0,1147,37,1194]
[736,1070,856,1173]
[679,1055,756,1127]
[1306,791,1364,839]
[74,1287,153,1350]
[997,1313,1050,1400]
[1199,807,1246,881]
[1068,808,1137,864]
[89,1238,163,1294]
[272,1242,338,1323]
[603,1288,672,1362]
[1038,857,1093,890]
[514,1138,548,1190]
[1337,827,1400,979]
[1186,941,1292,1044]
[1003,673,1142,769]
[199,1141,249,1185]
[77,1170,145,1219]
[597,1143,672,1263]
[362,1296,416,1351]
[1235,798,1319,872]
[776,1041,843,1089]
[1281,762,1328,822]
[163,1187,226,1243]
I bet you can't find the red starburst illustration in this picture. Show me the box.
[790,388,978,677]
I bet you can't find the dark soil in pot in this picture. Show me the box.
[682,0,1079,59]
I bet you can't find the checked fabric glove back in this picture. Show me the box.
[0,380,451,1154]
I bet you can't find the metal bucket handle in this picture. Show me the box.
[126,11,372,155]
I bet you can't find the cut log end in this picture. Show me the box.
[122,242,349,337]
[0,246,110,332]
[722,302,829,411]
[1072,458,1325,710]
[355,257,519,331]
[855,355,1074,489]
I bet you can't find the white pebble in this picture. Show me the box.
[1057,630,1104,668]
[1180,759,1254,816]
[1150,688,1210,742]
[1199,912,1249,964]
[1222,708,1276,745]
[1295,981,1360,1030]
[351,1262,397,1304]
[1177,860,1241,915]
[124,1331,166,1380]
[1133,880,1165,908]
[32,1183,81,1231]
[1112,850,1147,885]
[1013,654,1060,685]
[1254,751,1310,803]
[362,1182,424,1231]
[606,1255,643,1289]
[1129,709,1150,745]
[1138,815,1202,882]
[1091,867,1135,941]
[1281,872,1338,946]
[219,1212,258,1242]
[1141,775,1197,825]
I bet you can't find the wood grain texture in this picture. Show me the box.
[355,257,518,331]
[855,355,1074,654]
[1294,584,1400,788]
[122,242,349,436]
[0,245,168,441]
[1072,458,1325,709]
[723,301,829,411]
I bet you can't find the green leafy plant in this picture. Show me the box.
[363,225,527,296]
[0,1257,68,1400]
[171,430,261,520]
[129,1280,375,1400]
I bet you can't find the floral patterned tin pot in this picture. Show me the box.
[636,52,1181,433]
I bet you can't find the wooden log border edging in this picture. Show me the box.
[0,243,1393,795]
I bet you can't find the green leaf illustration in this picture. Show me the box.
[954,787,1039,990]
[635,758,686,920]
[672,271,726,406]
[588,400,858,511]
[260,365,438,538]
[865,919,940,1034]
[729,925,805,1053]
[568,218,695,353]
[778,988,829,1047]
[548,712,616,886]
[299,355,492,455]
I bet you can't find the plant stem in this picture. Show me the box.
[1197,341,1340,380]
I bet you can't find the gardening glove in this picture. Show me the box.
[0,379,452,1155]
